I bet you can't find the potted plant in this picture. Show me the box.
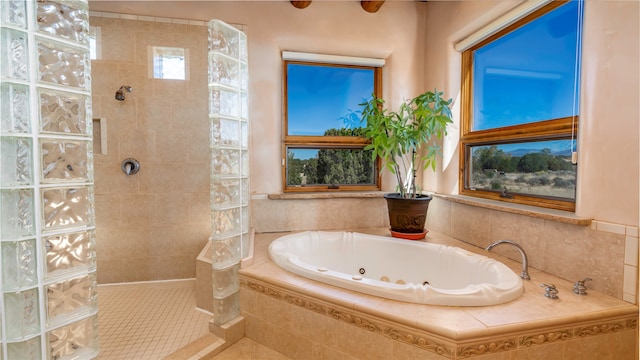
[361,89,453,239]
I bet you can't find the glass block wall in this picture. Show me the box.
[208,20,249,326]
[1,1,98,359]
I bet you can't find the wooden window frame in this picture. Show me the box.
[282,60,383,192]
[459,0,579,212]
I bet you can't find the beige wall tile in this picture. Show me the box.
[96,258,124,284]
[424,200,627,298]
[562,331,636,360]
[509,342,564,360]
[487,211,546,270]
[391,341,450,360]
[150,255,195,279]
[311,343,359,360]
[449,202,492,247]
[94,193,121,226]
[92,16,210,284]
[251,198,388,233]
[425,197,451,234]
[121,257,154,282]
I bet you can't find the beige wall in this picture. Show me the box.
[423,0,640,228]
[90,1,427,195]
[91,17,210,283]
[419,0,639,301]
[89,1,639,297]
[89,1,427,282]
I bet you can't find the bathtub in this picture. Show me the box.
[268,231,523,306]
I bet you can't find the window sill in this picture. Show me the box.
[267,191,386,200]
[433,193,591,226]
[263,192,591,226]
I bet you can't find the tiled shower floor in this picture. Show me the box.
[97,279,211,359]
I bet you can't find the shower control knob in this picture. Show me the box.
[121,158,140,175]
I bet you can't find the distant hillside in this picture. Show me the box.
[507,148,572,157]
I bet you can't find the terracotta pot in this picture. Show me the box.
[384,193,432,237]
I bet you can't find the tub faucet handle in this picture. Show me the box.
[540,283,559,299]
[573,277,592,295]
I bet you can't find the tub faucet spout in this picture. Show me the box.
[485,240,530,280]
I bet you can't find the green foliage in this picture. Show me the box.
[360,89,453,199]
[473,146,573,174]
[286,131,375,187]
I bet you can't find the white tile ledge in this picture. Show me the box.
[267,191,386,200]
[434,193,592,226]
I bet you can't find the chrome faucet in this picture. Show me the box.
[485,240,531,280]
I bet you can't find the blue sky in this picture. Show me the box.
[473,0,582,131]
[287,64,374,136]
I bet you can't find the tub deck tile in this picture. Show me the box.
[240,229,638,359]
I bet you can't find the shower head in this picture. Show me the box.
[115,85,133,101]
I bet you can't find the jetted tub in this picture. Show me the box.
[268,231,524,306]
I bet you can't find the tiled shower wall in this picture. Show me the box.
[90,14,211,283]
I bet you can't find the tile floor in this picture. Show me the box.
[97,279,211,359]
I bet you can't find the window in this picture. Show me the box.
[150,46,188,80]
[460,0,583,211]
[282,53,383,192]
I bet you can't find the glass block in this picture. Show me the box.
[0,188,35,238]
[48,316,98,360]
[37,39,89,90]
[240,121,248,149]
[240,63,248,91]
[241,232,251,259]
[241,178,249,206]
[211,207,241,238]
[240,92,248,121]
[39,89,90,135]
[6,336,41,360]
[0,0,27,28]
[211,235,240,269]
[43,230,96,279]
[36,0,89,45]
[241,150,249,177]
[1,136,33,186]
[42,186,94,231]
[209,86,239,118]
[4,288,40,340]
[210,117,240,147]
[2,238,37,291]
[241,206,249,234]
[211,178,241,208]
[211,148,240,177]
[239,32,248,62]
[0,28,29,81]
[209,53,239,87]
[1,82,30,133]
[46,273,97,326]
[212,290,240,326]
[208,20,239,58]
[213,263,239,299]
[40,140,91,182]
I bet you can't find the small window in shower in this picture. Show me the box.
[89,26,101,60]
[150,46,188,80]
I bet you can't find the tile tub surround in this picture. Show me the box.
[239,230,638,359]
